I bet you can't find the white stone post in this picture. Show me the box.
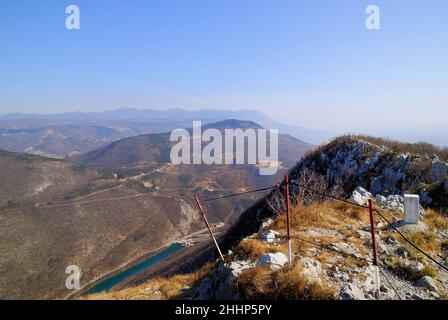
[404,194,420,225]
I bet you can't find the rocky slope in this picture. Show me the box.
[88,199,448,300]
[290,135,448,212]
[86,136,448,300]
[0,121,312,299]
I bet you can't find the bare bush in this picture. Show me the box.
[266,169,345,214]
[266,188,285,215]
[291,168,344,205]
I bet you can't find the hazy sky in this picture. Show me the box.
[0,0,447,131]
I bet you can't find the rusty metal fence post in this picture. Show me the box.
[284,175,292,264]
[368,199,381,299]
[194,195,225,262]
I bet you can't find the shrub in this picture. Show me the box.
[236,263,335,300]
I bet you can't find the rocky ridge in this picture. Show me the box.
[290,136,448,212]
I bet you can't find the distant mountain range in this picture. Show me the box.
[68,119,311,170]
[0,108,335,158]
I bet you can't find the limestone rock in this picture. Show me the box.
[418,188,433,205]
[412,293,424,300]
[327,242,362,259]
[416,276,437,292]
[339,283,366,300]
[350,187,372,206]
[219,260,253,279]
[395,247,409,259]
[386,220,429,235]
[259,230,279,243]
[258,218,274,233]
[375,194,387,206]
[431,161,448,182]
[406,261,424,275]
[300,257,323,280]
[258,252,288,270]
[384,237,399,245]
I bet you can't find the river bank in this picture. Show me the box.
[65,225,226,299]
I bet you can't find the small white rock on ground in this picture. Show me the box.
[258,252,288,270]
[259,230,279,243]
[350,186,372,206]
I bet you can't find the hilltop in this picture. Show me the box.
[68,119,311,170]
[0,108,330,158]
[290,135,448,213]
[87,136,448,300]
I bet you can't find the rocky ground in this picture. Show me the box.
[84,136,448,301]
[291,136,448,212]
[193,195,448,300]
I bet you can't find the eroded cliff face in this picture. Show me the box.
[290,137,448,211]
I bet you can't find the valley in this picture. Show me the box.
[85,136,448,301]
[0,120,312,299]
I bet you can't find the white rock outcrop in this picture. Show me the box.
[350,187,373,206]
[257,253,288,270]
[300,257,323,285]
[375,193,425,216]
[259,230,279,243]
[258,218,274,233]
[406,261,424,275]
[339,283,366,300]
[416,276,437,292]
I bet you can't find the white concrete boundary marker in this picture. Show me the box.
[404,194,420,225]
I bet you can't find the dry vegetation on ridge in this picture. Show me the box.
[85,198,448,300]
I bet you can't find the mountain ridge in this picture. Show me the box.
[87,136,448,300]
[0,120,312,299]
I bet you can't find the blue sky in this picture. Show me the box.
[0,0,447,132]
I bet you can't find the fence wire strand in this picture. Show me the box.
[374,208,448,273]
[200,185,278,203]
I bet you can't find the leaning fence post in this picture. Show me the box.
[284,175,292,264]
[368,199,381,299]
[194,195,225,262]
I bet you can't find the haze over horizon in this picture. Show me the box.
[1,0,447,134]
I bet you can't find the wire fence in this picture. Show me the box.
[196,177,447,271]
[191,174,447,300]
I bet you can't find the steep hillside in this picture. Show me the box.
[87,136,448,300]
[0,151,275,299]
[0,108,325,158]
[0,121,312,300]
[68,119,311,170]
[290,135,448,212]
[87,199,448,301]
[0,108,335,158]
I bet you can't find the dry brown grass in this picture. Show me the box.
[425,209,448,230]
[272,201,369,232]
[85,261,216,300]
[354,135,448,161]
[389,256,438,280]
[236,262,335,300]
[232,239,287,261]
[404,231,439,262]
[375,208,445,267]
[422,264,438,278]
